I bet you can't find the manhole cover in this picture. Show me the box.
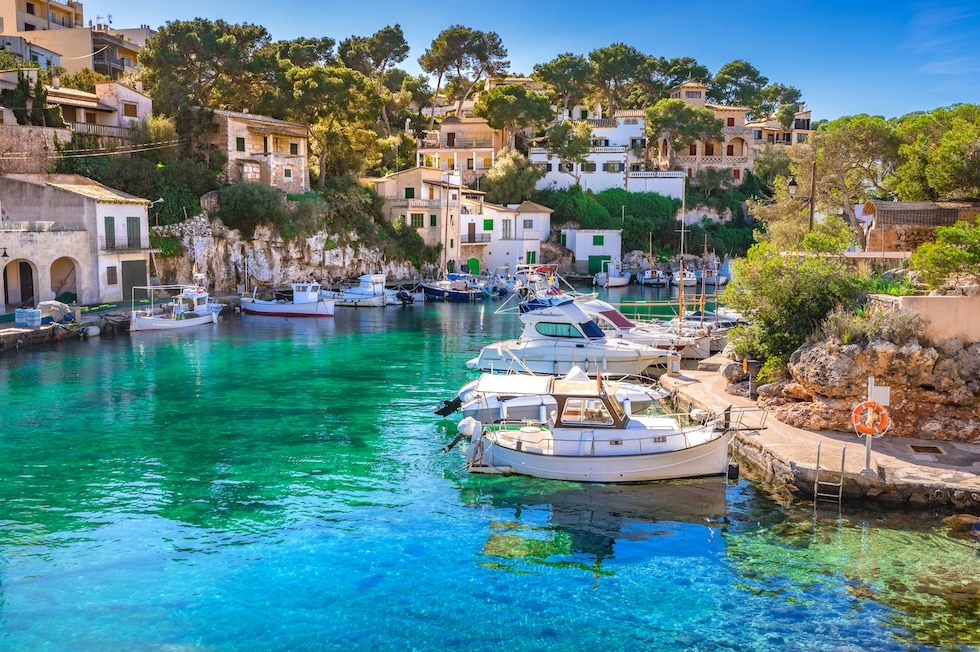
[911,445,943,455]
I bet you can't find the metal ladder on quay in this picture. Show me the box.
[813,442,846,505]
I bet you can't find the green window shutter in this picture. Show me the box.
[104,215,115,249]
[290,143,298,155]
[593,235,604,246]
[405,187,415,199]
[526,251,536,264]
[483,219,493,231]
[430,214,437,227]
[126,216,140,248]
[410,213,424,228]
[236,137,245,152]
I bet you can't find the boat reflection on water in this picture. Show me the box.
[463,478,728,575]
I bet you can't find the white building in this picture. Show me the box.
[0,174,153,312]
[560,228,623,275]
[529,110,684,197]
[459,200,553,273]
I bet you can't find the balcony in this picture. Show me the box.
[70,122,134,140]
[722,126,752,137]
[591,146,628,153]
[460,206,482,215]
[100,236,152,251]
[391,199,440,209]
[460,233,492,244]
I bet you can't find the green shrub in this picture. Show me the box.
[217,183,287,237]
[757,354,790,385]
[149,232,185,258]
[819,305,931,347]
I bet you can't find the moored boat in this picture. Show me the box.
[129,280,223,331]
[455,376,733,483]
[241,282,335,317]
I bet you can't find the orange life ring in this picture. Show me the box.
[852,401,889,435]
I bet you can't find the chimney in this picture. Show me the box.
[52,75,60,89]
[135,80,143,93]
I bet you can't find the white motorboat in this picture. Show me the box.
[241,282,335,317]
[575,296,712,360]
[435,366,668,423]
[129,279,223,331]
[593,260,631,288]
[636,269,668,287]
[320,274,391,307]
[454,377,733,483]
[466,300,667,375]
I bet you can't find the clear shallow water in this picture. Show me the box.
[0,300,978,651]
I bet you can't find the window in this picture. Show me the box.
[538,163,552,172]
[122,102,138,118]
[593,235,604,246]
[290,143,299,155]
[126,216,140,249]
[727,144,735,156]
[502,219,512,239]
[450,239,453,249]
[582,162,596,173]
[689,144,697,156]
[580,109,588,119]
[262,136,269,153]
[630,163,643,171]
[405,187,415,199]
[535,322,583,338]
[727,117,735,127]
[685,90,701,99]
[106,266,118,285]
[26,2,36,15]
[104,216,115,249]
[733,169,741,181]
[483,219,493,231]
[559,162,574,173]
[430,214,437,227]
[466,158,474,170]
[525,250,536,264]
[601,162,624,172]
[523,219,533,229]
[236,137,245,152]
[23,23,35,30]
[630,138,646,149]
[591,138,609,147]
[753,130,763,140]
[797,133,807,142]
[284,168,292,178]
[705,144,715,156]
[410,213,424,228]
[561,398,613,425]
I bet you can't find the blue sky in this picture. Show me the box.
[93,0,979,120]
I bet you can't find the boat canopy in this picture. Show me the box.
[474,373,553,395]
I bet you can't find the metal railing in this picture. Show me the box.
[99,236,152,251]
[69,122,134,139]
[0,221,86,232]
[460,233,492,244]
[591,146,628,153]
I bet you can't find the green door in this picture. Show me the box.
[588,255,611,275]
[104,215,115,250]
[467,257,481,275]
[525,251,536,264]
[126,216,141,249]
[121,260,148,301]
[560,233,567,247]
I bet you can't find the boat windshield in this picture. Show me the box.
[561,398,614,425]
[598,309,634,329]
[579,320,605,339]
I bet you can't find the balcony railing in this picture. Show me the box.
[722,126,752,136]
[460,206,482,215]
[100,236,152,251]
[69,122,134,139]
[0,220,86,232]
[590,146,628,153]
[460,233,492,244]
[391,199,440,209]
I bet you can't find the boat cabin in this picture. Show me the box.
[291,283,322,304]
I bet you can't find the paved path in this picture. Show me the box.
[660,363,980,511]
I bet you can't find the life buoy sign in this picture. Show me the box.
[852,401,889,436]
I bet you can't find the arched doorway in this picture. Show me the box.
[726,137,747,158]
[2,259,37,311]
[50,256,79,303]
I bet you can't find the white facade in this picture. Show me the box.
[560,228,623,274]
[459,200,553,273]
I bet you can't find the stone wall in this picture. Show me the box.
[0,125,71,175]
[869,294,980,343]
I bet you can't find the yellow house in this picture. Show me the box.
[0,0,84,32]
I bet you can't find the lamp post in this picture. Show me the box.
[787,160,817,232]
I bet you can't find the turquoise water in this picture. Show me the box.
[1,300,978,651]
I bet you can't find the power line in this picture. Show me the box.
[0,138,185,161]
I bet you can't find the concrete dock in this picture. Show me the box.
[660,361,980,511]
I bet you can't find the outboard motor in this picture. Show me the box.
[396,289,414,305]
[434,395,463,417]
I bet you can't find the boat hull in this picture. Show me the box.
[421,282,485,302]
[130,310,218,331]
[240,298,335,317]
[466,339,665,376]
[470,430,730,483]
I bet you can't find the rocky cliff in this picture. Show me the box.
[756,337,980,443]
[152,215,418,292]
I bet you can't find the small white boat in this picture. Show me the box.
[241,282,335,317]
[636,269,668,287]
[593,260,631,288]
[435,366,668,423]
[129,279,223,332]
[671,270,697,287]
[320,274,400,307]
[467,300,667,376]
[455,376,733,483]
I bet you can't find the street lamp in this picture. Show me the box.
[787,160,817,232]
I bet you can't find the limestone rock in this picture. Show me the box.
[721,361,749,383]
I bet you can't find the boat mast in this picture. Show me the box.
[700,235,708,327]
[678,177,685,336]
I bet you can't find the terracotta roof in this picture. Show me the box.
[587,118,616,128]
[705,103,749,112]
[613,109,645,118]
[212,109,308,134]
[516,200,554,214]
[46,181,148,204]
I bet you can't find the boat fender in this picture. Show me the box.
[727,461,740,481]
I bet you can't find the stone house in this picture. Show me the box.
[209,109,310,193]
[0,173,152,312]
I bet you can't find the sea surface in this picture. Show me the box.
[1,291,978,651]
